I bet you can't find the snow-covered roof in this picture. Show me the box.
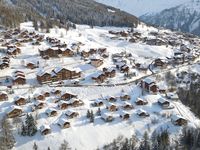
[142,77,155,84]
[119,110,130,116]
[7,105,22,113]
[158,97,169,104]
[137,109,147,115]
[46,108,57,114]
[40,124,51,132]
[0,91,7,95]
[106,102,116,107]
[35,100,45,106]
[136,97,146,102]
[171,114,186,121]
[14,95,26,101]
[101,113,113,120]
[57,118,70,126]
[65,110,76,116]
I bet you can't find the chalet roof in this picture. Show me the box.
[35,100,45,106]
[101,113,113,120]
[65,110,77,116]
[13,76,26,80]
[158,98,169,104]
[171,114,186,122]
[53,67,66,74]
[95,99,103,103]
[57,118,70,126]
[14,95,26,101]
[58,100,68,106]
[119,110,130,116]
[68,98,80,104]
[136,98,147,102]
[60,91,77,97]
[40,124,51,132]
[36,69,50,76]
[137,109,147,115]
[0,91,7,95]
[7,105,22,113]
[106,102,116,107]
[46,108,57,114]
[122,101,132,106]
[166,93,179,100]
[142,77,155,84]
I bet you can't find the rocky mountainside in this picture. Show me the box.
[96,0,190,16]
[140,0,200,36]
[0,0,139,28]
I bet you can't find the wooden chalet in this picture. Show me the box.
[158,98,170,109]
[135,98,148,105]
[141,77,158,93]
[51,89,61,95]
[106,103,118,112]
[58,101,69,110]
[137,109,150,117]
[101,113,114,122]
[26,62,38,69]
[60,91,77,100]
[92,99,104,107]
[92,73,106,83]
[46,108,58,117]
[120,92,131,100]
[171,115,187,126]
[154,58,167,68]
[122,102,133,110]
[40,125,51,135]
[36,70,51,84]
[106,96,117,102]
[0,91,8,101]
[13,76,26,85]
[90,58,103,67]
[68,98,84,107]
[103,68,116,78]
[34,101,45,109]
[65,110,79,118]
[42,91,50,97]
[14,96,26,106]
[57,118,70,129]
[7,106,23,118]
[119,111,130,120]
[34,93,45,101]
[52,67,71,81]
[0,62,9,70]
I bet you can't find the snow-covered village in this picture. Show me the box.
[1,0,200,150]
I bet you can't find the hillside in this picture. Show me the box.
[0,22,200,149]
[0,0,139,28]
[140,0,200,36]
[95,0,190,16]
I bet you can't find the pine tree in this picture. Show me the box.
[96,108,101,116]
[59,140,71,150]
[25,114,37,136]
[139,131,150,150]
[47,147,51,150]
[33,142,38,150]
[0,117,16,150]
[90,110,94,123]
[86,110,91,118]
[21,123,27,136]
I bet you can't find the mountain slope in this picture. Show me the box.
[0,0,139,28]
[140,0,200,36]
[96,0,190,16]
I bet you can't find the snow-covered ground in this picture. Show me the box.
[0,22,200,150]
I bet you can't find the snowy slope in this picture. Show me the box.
[140,0,200,36]
[96,0,190,16]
